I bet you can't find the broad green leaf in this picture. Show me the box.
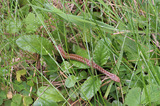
[125,87,141,106]
[12,94,22,106]
[65,75,77,88]
[112,100,123,106]
[141,84,160,104]
[16,35,54,55]
[125,84,160,105]
[36,86,64,102]
[16,69,26,82]
[80,76,101,100]
[93,38,110,66]
[23,96,33,106]
[33,98,58,106]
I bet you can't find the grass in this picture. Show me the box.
[0,0,160,105]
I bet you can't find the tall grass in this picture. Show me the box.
[0,0,160,105]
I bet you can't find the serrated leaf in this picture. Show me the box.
[80,76,101,100]
[93,38,110,66]
[65,75,77,88]
[125,87,141,106]
[16,35,54,55]
[141,84,160,104]
[24,13,43,33]
[37,86,64,102]
[25,13,36,24]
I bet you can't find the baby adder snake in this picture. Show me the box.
[55,45,120,82]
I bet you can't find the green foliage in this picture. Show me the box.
[65,75,77,88]
[61,61,73,73]
[71,45,90,68]
[16,35,54,55]
[6,19,22,33]
[10,94,33,106]
[1,0,160,105]
[125,87,141,106]
[93,38,111,66]
[112,100,123,106]
[23,96,33,106]
[117,35,138,62]
[125,84,160,105]
[24,13,44,33]
[141,84,160,104]
[33,86,65,105]
[80,76,101,100]
[33,98,58,106]
[11,94,22,106]
[77,71,88,81]
[0,91,6,105]
[68,89,79,101]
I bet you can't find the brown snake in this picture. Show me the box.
[55,45,120,82]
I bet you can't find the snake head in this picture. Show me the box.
[110,74,120,82]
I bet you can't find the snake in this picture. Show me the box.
[55,45,120,82]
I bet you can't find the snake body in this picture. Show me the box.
[55,45,120,82]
